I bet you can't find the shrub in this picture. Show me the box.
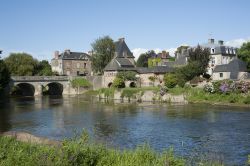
[203,83,214,93]
[243,96,250,104]
[117,71,137,81]
[148,76,157,86]
[112,77,125,88]
[219,82,230,94]
[164,73,178,88]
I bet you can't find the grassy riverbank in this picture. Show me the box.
[0,135,185,166]
[0,133,230,166]
[85,86,250,106]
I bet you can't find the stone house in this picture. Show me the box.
[51,50,91,76]
[165,39,238,77]
[103,38,174,87]
[212,58,249,80]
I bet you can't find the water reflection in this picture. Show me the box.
[0,95,249,165]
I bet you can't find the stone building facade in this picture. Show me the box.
[103,38,174,87]
[51,50,92,76]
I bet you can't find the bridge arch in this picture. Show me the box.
[107,82,113,88]
[12,83,35,96]
[129,82,136,88]
[43,82,64,96]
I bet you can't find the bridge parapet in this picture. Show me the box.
[11,76,70,82]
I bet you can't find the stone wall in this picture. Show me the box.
[98,90,187,103]
[62,59,92,76]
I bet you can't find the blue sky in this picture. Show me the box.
[0,0,250,60]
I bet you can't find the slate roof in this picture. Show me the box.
[200,42,237,55]
[104,58,135,71]
[213,59,247,72]
[58,51,90,60]
[114,39,134,58]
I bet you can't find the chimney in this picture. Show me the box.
[208,38,215,44]
[218,40,224,45]
[64,49,71,54]
[54,51,59,59]
[119,37,125,42]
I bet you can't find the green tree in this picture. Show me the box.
[112,77,125,88]
[35,60,53,76]
[4,53,38,76]
[148,75,157,87]
[164,73,178,88]
[116,71,137,81]
[237,42,250,71]
[71,78,92,94]
[0,60,10,93]
[137,53,148,67]
[188,45,210,75]
[91,36,115,74]
[136,50,156,67]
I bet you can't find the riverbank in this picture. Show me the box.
[0,131,228,166]
[85,87,250,107]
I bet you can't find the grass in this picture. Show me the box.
[0,135,185,166]
[186,88,250,105]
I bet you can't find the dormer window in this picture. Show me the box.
[226,48,229,54]
[123,51,127,57]
[211,48,215,54]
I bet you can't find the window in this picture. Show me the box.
[211,57,215,64]
[77,63,80,68]
[211,48,215,54]
[84,63,87,69]
[226,48,229,54]
[77,71,80,76]
[220,73,223,78]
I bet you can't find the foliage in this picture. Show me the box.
[0,60,10,92]
[71,78,92,88]
[0,136,186,166]
[112,77,125,88]
[71,78,92,94]
[208,80,250,94]
[116,71,137,81]
[99,88,115,98]
[34,60,53,76]
[4,53,38,76]
[188,45,210,75]
[136,50,156,67]
[243,96,250,104]
[121,88,140,100]
[203,83,215,93]
[91,36,115,74]
[237,42,250,71]
[164,73,178,88]
[148,58,161,67]
[148,75,157,86]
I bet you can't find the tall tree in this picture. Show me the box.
[136,50,156,67]
[188,45,210,75]
[34,60,53,76]
[237,42,250,71]
[4,53,38,76]
[0,59,10,92]
[91,36,115,74]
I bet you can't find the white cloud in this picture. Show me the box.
[131,48,148,60]
[225,37,250,48]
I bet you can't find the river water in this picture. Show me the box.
[0,95,249,165]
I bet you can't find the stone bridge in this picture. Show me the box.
[9,76,103,96]
[10,76,75,96]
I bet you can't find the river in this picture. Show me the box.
[0,95,249,165]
